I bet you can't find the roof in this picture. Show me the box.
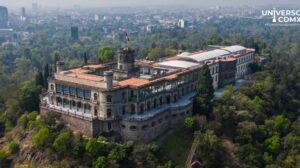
[118,78,150,87]
[178,49,230,62]
[156,60,199,69]
[222,45,246,53]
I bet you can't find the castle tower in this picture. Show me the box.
[117,47,135,71]
[114,47,138,80]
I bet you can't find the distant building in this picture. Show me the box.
[0,6,8,28]
[178,19,187,28]
[57,15,71,27]
[94,14,99,22]
[71,26,79,40]
[146,25,153,32]
[20,7,26,21]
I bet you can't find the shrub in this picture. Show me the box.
[0,150,11,167]
[33,126,52,148]
[8,141,19,154]
[53,130,72,155]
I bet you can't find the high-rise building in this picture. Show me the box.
[20,7,26,21]
[178,19,187,28]
[0,6,8,28]
[71,26,79,40]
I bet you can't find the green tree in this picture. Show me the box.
[0,150,10,167]
[85,138,100,158]
[18,80,41,112]
[53,130,72,155]
[195,64,214,116]
[35,71,44,87]
[264,135,280,154]
[98,46,114,62]
[93,156,106,168]
[148,48,164,60]
[43,63,50,89]
[33,126,52,149]
[182,117,194,130]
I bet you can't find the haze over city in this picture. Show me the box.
[2,0,300,9]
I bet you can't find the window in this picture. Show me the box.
[50,84,54,91]
[159,96,163,105]
[121,124,126,129]
[172,114,177,118]
[174,94,177,102]
[94,93,98,100]
[108,122,112,130]
[154,99,157,108]
[56,97,62,106]
[122,106,126,115]
[63,85,69,94]
[94,108,98,116]
[56,84,62,93]
[158,118,162,123]
[131,104,135,114]
[147,101,151,110]
[70,87,76,96]
[63,99,69,107]
[107,109,112,118]
[166,95,171,104]
[140,104,144,113]
[84,89,91,99]
[142,125,148,130]
[106,95,112,102]
[130,126,137,130]
[77,88,83,98]
[122,92,126,100]
[84,104,91,113]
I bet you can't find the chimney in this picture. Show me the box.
[104,71,113,90]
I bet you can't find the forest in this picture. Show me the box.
[0,17,300,167]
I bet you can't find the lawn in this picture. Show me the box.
[156,127,194,167]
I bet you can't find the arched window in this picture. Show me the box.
[122,106,126,115]
[94,93,98,101]
[107,109,112,118]
[166,95,171,104]
[94,107,98,116]
[108,122,112,130]
[84,104,91,113]
[122,92,126,100]
[50,84,54,91]
[140,104,144,113]
[174,94,177,102]
[131,104,135,114]
[106,95,112,102]
[56,97,62,106]
[147,101,151,110]
[159,96,163,105]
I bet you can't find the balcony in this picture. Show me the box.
[123,92,196,121]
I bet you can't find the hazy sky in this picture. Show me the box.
[2,0,300,9]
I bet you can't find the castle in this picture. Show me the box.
[40,45,255,142]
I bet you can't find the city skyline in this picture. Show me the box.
[2,0,300,9]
